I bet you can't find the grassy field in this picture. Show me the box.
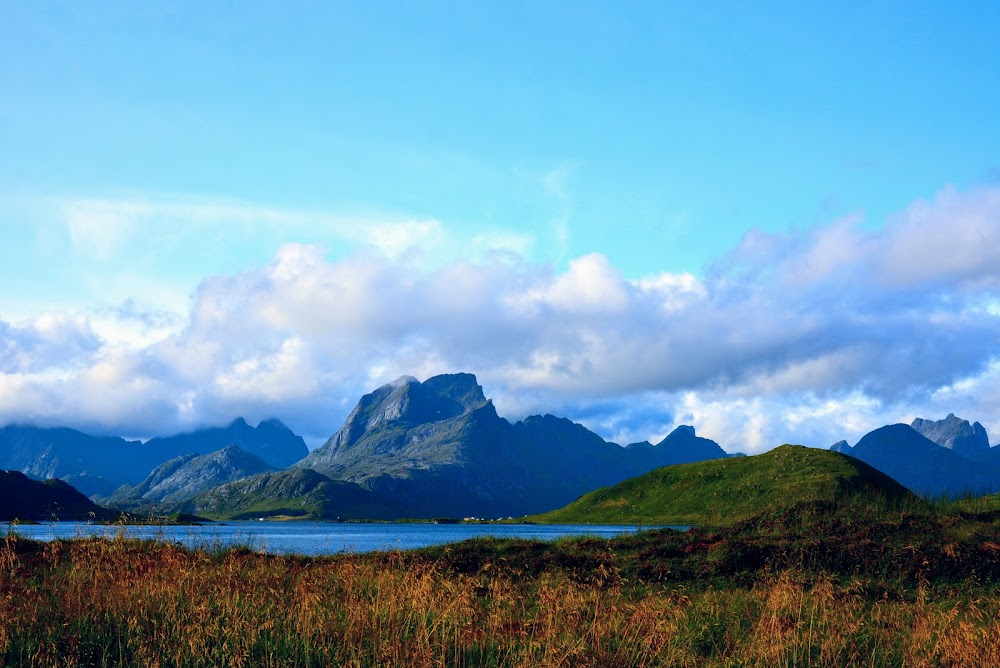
[3,495,1000,667]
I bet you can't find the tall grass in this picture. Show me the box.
[2,528,999,667]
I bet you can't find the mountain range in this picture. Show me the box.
[828,414,1000,497]
[295,373,735,517]
[0,418,308,498]
[5,372,1000,521]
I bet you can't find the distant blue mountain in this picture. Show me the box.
[0,418,308,497]
[832,421,1000,497]
[109,444,277,506]
[143,418,307,469]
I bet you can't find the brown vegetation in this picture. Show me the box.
[2,526,999,667]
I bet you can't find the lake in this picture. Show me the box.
[0,521,685,556]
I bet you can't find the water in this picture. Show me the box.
[0,521,685,556]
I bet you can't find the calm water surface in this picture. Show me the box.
[1,522,685,556]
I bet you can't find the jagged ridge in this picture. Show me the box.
[297,373,735,518]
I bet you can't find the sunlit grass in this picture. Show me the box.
[2,500,1000,667]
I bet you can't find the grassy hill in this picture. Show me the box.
[530,444,920,526]
[180,469,404,520]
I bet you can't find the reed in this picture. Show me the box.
[2,526,999,667]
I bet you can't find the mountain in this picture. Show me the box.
[143,418,307,469]
[0,470,110,521]
[297,373,734,518]
[847,424,1000,497]
[829,440,852,455]
[911,414,989,456]
[108,445,276,506]
[0,425,158,496]
[531,445,919,525]
[624,425,730,471]
[301,374,502,478]
[0,418,308,498]
[298,374,538,517]
[179,469,401,520]
[507,414,632,499]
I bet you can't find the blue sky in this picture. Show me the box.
[1,2,999,451]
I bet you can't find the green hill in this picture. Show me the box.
[179,469,404,521]
[530,444,920,526]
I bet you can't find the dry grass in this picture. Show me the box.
[2,531,999,667]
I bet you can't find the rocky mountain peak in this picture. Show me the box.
[390,375,419,387]
[911,414,989,455]
[830,440,853,454]
[421,373,487,410]
[324,373,489,452]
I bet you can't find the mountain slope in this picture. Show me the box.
[0,425,160,496]
[143,418,308,469]
[532,445,919,525]
[109,445,276,506]
[0,470,110,521]
[180,469,402,520]
[849,424,1000,497]
[623,425,730,473]
[297,373,735,518]
[297,374,534,516]
[0,418,309,498]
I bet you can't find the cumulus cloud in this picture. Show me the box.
[879,186,1000,288]
[0,313,102,373]
[2,184,1000,451]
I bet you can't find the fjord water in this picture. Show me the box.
[1,522,678,556]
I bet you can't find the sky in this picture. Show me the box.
[1,2,999,452]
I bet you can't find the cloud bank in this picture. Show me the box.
[2,185,999,451]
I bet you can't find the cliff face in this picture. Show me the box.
[911,414,989,456]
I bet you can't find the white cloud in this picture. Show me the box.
[527,253,630,314]
[214,337,320,402]
[637,271,706,312]
[1,184,999,452]
[878,186,1000,288]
